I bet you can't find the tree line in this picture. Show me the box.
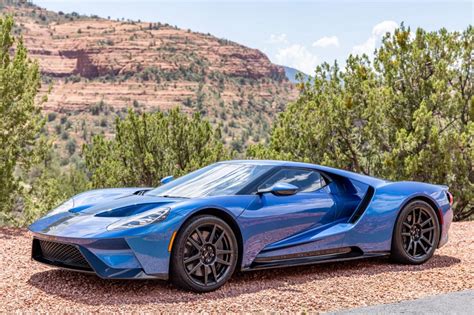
[0,15,472,224]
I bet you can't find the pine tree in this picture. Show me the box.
[0,15,45,221]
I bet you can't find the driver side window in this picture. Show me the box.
[259,168,326,193]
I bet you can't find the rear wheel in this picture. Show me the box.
[170,215,238,292]
[391,200,440,264]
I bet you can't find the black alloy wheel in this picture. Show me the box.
[391,200,440,264]
[171,215,238,292]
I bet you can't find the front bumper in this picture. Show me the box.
[28,209,187,280]
[31,233,170,280]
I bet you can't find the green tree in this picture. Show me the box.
[248,25,473,220]
[66,138,77,156]
[0,15,46,222]
[84,107,229,188]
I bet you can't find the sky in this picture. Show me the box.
[33,0,473,74]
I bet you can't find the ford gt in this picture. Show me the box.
[29,160,454,292]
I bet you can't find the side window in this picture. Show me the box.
[259,169,326,193]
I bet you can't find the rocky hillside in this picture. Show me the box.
[1,2,298,161]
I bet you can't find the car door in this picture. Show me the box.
[238,167,340,267]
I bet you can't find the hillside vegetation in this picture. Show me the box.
[1,2,297,163]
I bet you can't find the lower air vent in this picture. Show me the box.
[32,238,93,272]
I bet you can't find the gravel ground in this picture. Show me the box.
[0,222,472,313]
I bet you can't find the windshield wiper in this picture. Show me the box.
[160,195,189,199]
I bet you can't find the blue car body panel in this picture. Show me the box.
[29,160,453,280]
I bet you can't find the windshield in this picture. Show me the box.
[146,163,273,198]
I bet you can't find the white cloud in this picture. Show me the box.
[275,44,318,74]
[352,20,398,56]
[266,33,289,45]
[312,36,339,48]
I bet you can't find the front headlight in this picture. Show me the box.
[44,199,74,218]
[106,207,170,231]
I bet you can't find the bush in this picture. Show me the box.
[84,107,229,187]
[100,117,108,127]
[47,112,57,122]
[66,139,77,156]
[60,130,69,140]
[91,100,105,115]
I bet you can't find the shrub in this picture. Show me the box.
[47,112,57,122]
[84,107,229,187]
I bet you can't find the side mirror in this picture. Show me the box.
[160,175,174,184]
[257,182,298,196]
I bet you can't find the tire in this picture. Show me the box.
[170,215,238,292]
[391,200,440,264]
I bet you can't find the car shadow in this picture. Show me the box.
[27,254,461,306]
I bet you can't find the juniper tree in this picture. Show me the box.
[0,15,45,220]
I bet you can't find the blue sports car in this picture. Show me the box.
[29,160,454,292]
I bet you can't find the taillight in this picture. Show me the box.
[446,191,454,206]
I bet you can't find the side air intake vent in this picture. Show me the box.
[349,186,375,223]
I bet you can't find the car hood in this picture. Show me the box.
[28,192,185,238]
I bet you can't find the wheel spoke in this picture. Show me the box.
[187,237,201,250]
[403,222,412,229]
[421,235,433,246]
[208,225,217,243]
[216,249,232,255]
[204,265,209,285]
[422,226,435,233]
[214,231,226,245]
[184,253,200,264]
[195,228,206,245]
[211,263,218,282]
[406,239,413,252]
[216,257,231,266]
[412,241,418,256]
[418,241,428,254]
[189,262,203,275]
[420,217,432,227]
[416,209,422,224]
[401,232,411,237]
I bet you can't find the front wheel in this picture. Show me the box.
[170,215,238,292]
[391,200,440,264]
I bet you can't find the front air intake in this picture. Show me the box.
[32,238,93,272]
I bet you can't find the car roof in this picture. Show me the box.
[218,159,286,166]
[219,159,324,168]
[219,159,388,187]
